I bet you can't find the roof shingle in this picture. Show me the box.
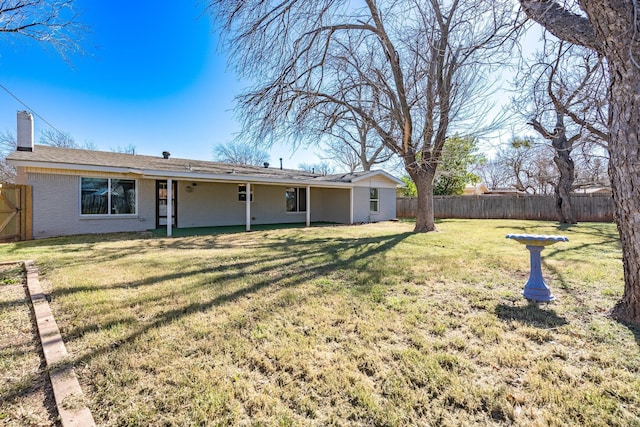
[7,145,387,185]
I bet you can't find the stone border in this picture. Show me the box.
[20,260,96,427]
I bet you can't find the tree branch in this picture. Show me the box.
[519,0,602,52]
[528,118,555,140]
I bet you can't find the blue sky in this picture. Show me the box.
[0,0,319,167]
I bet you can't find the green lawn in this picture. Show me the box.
[1,219,639,426]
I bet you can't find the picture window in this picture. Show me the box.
[81,178,136,215]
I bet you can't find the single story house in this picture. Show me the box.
[7,114,401,239]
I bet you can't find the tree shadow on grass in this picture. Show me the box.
[626,324,640,349]
[1,230,414,408]
[62,230,413,358]
[495,300,568,328]
[609,315,640,349]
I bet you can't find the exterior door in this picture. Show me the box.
[0,183,32,242]
[156,180,177,228]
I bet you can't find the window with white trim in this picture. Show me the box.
[285,187,307,212]
[369,187,379,213]
[238,184,253,202]
[81,178,136,215]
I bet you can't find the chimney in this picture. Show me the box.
[162,151,170,159]
[17,111,34,152]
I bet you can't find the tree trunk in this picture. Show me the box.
[553,166,575,224]
[411,168,437,233]
[606,60,640,324]
[552,131,576,224]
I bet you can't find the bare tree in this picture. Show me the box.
[572,146,609,190]
[494,137,557,194]
[0,131,17,182]
[319,111,394,172]
[320,138,360,173]
[299,162,334,175]
[519,0,640,324]
[310,80,395,172]
[476,158,512,190]
[39,128,76,147]
[38,128,97,150]
[0,0,85,58]
[513,38,608,223]
[110,144,137,154]
[213,141,270,166]
[208,0,520,232]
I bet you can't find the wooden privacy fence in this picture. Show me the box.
[397,194,615,222]
[0,183,32,242]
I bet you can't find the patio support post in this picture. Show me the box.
[245,182,251,232]
[306,185,311,227]
[349,187,354,224]
[166,178,172,237]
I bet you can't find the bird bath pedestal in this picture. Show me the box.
[505,234,569,302]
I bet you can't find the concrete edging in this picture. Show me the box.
[21,260,96,427]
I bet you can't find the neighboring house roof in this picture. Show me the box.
[463,183,490,195]
[317,170,404,185]
[573,185,612,194]
[7,145,403,188]
[484,187,527,195]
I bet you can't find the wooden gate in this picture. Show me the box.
[0,183,32,242]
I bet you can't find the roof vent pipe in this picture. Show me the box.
[17,111,34,152]
[162,151,170,159]
[279,158,283,170]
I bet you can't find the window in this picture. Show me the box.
[238,184,253,202]
[285,187,307,212]
[81,178,136,215]
[369,187,379,213]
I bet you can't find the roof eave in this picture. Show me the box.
[6,159,143,175]
[141,169,354,188]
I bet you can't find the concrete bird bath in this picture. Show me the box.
[505,234,569,302]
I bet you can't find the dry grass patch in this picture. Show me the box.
[1,220,639,426]
[0,263,58,426]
